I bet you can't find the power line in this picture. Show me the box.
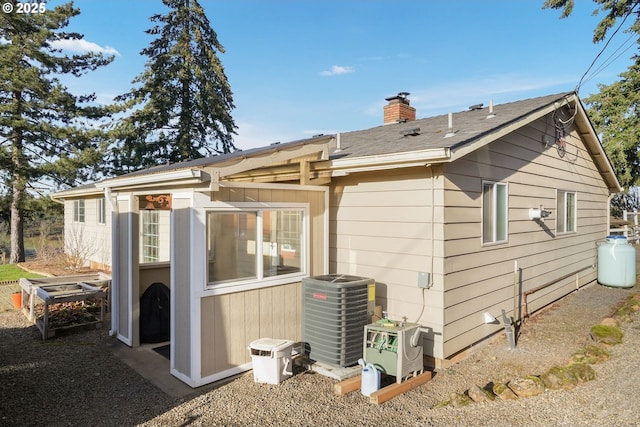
[581,33,637,88]
[575,3,639,93]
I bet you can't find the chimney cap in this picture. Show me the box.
[385,92,411,103]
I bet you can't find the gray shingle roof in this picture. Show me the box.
[333,92,574,159]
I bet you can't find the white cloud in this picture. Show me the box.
[50,39,120,56]
[320,65,355,76]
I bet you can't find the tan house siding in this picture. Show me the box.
[200,282,301,377]
[441,116,610,357]
[329,168,446,358]
[198,186,325,378]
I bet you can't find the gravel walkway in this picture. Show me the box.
[0,283,638,427]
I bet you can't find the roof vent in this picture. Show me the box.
[401,127,421,137]
[469,103,483,111]
[486,99,496,119]
[444,112,456,138]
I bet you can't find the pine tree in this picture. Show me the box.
[114,0,237,173]
[544,0,640,189]
[0,2,114,263]
[584,61,640,189]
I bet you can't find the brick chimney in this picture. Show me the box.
[383,92,416,124]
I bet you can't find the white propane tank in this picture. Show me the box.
[597,236,636,288]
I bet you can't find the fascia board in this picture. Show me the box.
[50,186,103,199]
[97,169,204,189]
[572,99,622,193]
[325,148,451,174]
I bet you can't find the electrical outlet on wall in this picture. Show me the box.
[418,272,430,289]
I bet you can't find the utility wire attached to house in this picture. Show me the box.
[575,3,639,94]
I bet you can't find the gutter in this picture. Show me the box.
[321,147,451,176]
[49,194,64,205]
[97,168,204,190]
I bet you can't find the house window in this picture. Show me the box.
[206,208,305,285]
[482,181,508,244]
[557,190,577,233]
[98,198,106,225]
[141,210,160,263]
[73,200,85,223]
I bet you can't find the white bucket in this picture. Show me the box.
[248,338,294,384]
[360,362,380,396]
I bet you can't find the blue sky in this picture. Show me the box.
[48,0,637,151]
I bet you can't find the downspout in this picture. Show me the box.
[105,187,119,337]
[429,165,435,290]
[607,191,616,236]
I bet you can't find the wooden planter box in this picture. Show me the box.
[20,274,111,323]
[29,282,107,340]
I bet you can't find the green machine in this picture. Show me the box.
[363,319,424,384]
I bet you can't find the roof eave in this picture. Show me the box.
[322,147,451,175]
[50,184,102,199]
[93,135,335,192]
[572,99,622,193]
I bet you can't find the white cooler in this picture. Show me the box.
[248,338,294,384]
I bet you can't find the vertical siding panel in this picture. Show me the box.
[244,289,261,359]
[258,287,274,338]
[228,187,245,202]
[258,188,272,202]
[271,285,286,338]
[200,297,215,376]
[311,191,324,275]
[228,292,246,364]
[244,187,259,203]
[214,294,231,372]
[213,187,229,201]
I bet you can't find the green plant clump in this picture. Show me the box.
[614,295,640,322]
[0,264,44,281]
[572,344,611,364]
[590,324,624,345]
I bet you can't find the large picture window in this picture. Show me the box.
[206,209,305,285]
[557,190,577,233]
[482,181,508,244]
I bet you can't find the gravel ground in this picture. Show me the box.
[0,282,638,427]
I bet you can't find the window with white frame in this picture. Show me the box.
[73,200,85,223]
[98,198,106,225]
[141,210,160,263]
[206,208,305,285]
[557,190,577,233]
[482,181,508,244]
